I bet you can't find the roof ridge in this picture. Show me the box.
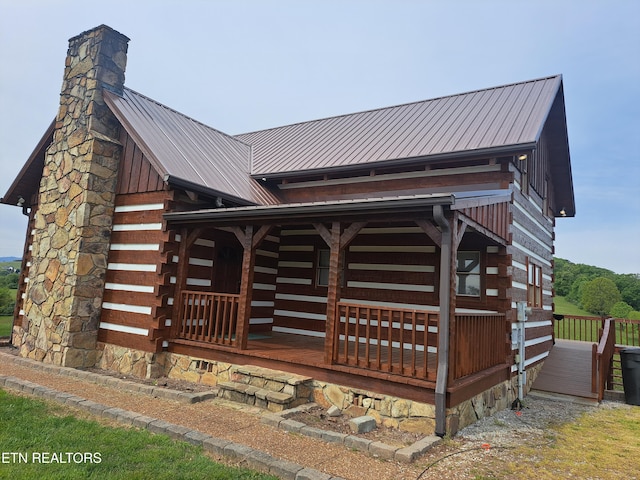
[121,87,253,148]
[234,75,563,138]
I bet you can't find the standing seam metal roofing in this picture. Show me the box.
[104,88,280,206]
[235,75,563,176]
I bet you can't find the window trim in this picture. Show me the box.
[527,259,543,308]
[456,250,481,297]
[316,248,330,287]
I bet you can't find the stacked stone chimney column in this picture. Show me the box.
[19,26,129,367]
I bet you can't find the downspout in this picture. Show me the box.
[434,204,451,437]
[10,198,31,347]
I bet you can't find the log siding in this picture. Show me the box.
[509,161,555,370]
[98,191,175,352]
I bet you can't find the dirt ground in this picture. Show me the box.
[0,348,625,480]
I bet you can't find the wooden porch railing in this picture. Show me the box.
[334,303,506,382]
[555,315,603,343]
[452,313,506,379]
[592,317,616,401]
[334,303,439,381]
[613,319,640,347]
[177,291,239,346]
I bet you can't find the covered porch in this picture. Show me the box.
[163,192,513,435]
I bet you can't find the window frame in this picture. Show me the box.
[315,248,345,288]
[456,250,482,297]
[316,248,331,287]
[527,259,543,308]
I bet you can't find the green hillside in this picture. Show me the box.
[553,296,592,316]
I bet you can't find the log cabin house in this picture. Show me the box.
[1,25,574,436]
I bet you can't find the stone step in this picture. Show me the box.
[217,381,299,412]
[229,365,313,402]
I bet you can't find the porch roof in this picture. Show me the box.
[1,120,54,207]
[164,189,510,226]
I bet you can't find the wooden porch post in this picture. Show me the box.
[448,213,466,384]
[321,221,366,364]
[234,224,272,350]
[324,222,342,364]
[235,225,255,350]
[172,228,203,339]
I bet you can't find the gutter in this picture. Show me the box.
[164,175,257,207]
[164,194,455,225]
[433,204,451,437]
[252,143,537,181]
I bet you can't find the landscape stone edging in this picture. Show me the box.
[0,350,440,467]
[262,403,441,464]
[0,351,216,404]
[0,372,343,480]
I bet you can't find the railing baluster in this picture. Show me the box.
[411,310,417,376]
[342,305,349,363]
[423,313,429,378]
[387,310,393,373]
[398,311,404,374]
[376,308,382,370]
[365,307,371,368]
[205,295,214,342]
[354,306,360,365]
[225,295,234,345]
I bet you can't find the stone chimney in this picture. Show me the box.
[19,25,129,367]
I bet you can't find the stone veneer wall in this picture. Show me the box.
[95,343,544,435]
[17,26,129,368]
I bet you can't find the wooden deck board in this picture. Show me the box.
[532,339,598,400]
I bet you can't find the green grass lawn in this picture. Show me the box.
[0,390,277,480]
[0,315,13,337]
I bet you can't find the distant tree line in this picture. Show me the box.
[0,271,19,315]
[555,258,640,319]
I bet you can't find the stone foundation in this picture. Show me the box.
[446,362,545,434]
[310,381,437,434]
[96,343,162,379]
[93,342,545,436]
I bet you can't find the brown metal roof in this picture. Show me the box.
[236,76,564,177]
[5,75,573,216]
[104,89,280,206]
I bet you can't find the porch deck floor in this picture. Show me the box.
[246,332,438,377]
[246,332,325,367]
[531,339,598,401]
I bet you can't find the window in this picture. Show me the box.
[456,251,481,296]
[527,260,543,307]
[316,249,330,286]
[316,249,345,287]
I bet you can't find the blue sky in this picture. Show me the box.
[1,0,638,274]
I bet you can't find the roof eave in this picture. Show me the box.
[251,143,537,180]
[165,174,257,207]
[1,119,56,206]
[164,194,456,226]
